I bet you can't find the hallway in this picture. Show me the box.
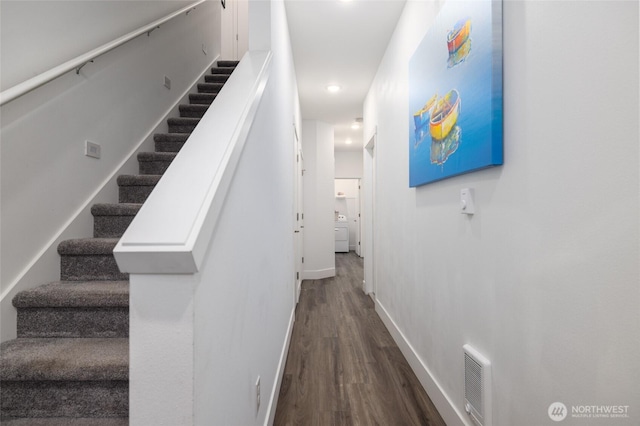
[274,252,446,425]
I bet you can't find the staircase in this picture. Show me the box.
[0,60,239,424]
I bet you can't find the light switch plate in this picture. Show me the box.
[85,141,101,159]
[460,188,475,215]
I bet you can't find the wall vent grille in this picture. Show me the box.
[463,344,491,426]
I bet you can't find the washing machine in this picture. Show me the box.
[335,219,349,252]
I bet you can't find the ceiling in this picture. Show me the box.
[284,0,406,151]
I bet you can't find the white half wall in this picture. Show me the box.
[192,45,297,426]
[335,151,363,178]
[1,1,221,341]
[364,1,639,425]
[127,1,301,424]
[302,120,336,280]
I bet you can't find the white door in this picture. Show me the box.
[221,0,248,61]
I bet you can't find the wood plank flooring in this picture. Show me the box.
[274,252,446,426]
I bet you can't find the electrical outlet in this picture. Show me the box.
[164,75,171,90]
[255,376,261,412]
[85,141,101,159]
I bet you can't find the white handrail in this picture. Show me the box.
[0,0,206,106]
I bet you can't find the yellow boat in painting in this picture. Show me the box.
[430,89,460,141]
[413,94,438,130]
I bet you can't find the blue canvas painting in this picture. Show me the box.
[409,0,503,187]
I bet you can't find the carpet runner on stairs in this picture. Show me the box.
[0,60,239,423]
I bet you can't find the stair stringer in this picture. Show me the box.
[0,55,220,343]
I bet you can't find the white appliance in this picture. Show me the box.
[335,220,349,252]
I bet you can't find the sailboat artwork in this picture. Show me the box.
[413,90,462,165]
[447,18,472,68]
[447,18,471,54]
[408,0,503,187]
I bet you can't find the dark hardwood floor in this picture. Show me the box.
[274,252,446,426]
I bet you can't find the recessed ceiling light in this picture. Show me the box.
[326,84,341,93]
[345,139,353,145]
[351,123,361,130]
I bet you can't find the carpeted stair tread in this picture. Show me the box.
[0,338,128,381]
[91,203,141,216]
[211,66,235,75]
[154,134,189,153]
[217,60,239,67]
[153,133,190,143]
[189,93,217,104]
[58,239,126,281]
[137,152,177,162]
[179,104,209,118]
[167,117,200,133]
[57,238,119,256]
[1,418,128,426]
[13,281,128,308]
[0,380,128,418]
[204,74,230,83]
[117,175,161,204]
[137,152,177,175]
[13,280,129,338]
[116,174,161,186]
[167,117,200,126]
[197,82,224,93]
[92,204,141,238]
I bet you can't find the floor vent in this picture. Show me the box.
[463,344,492,426]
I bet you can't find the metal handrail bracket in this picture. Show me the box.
[0,0,206,106]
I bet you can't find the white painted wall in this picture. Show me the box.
[248,0,271,52]
[335,150,363,178]
[0,0,221,341]
[0,1,204,91]
[302,120,336,279]
[364,1,639,425]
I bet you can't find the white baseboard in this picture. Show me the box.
[265,307,296,426]
[375,300,470,426]
[302,268,335,280]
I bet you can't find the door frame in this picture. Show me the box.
[334,178,361,255]
[363,131,376,296]
[356,178,362,257]
[293,121,304,304]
